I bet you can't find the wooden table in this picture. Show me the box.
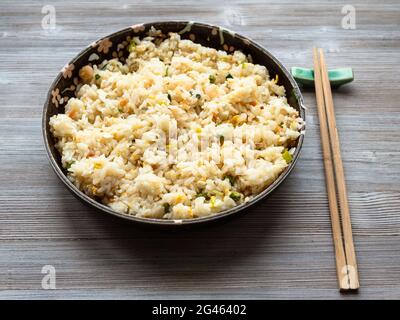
[1,0,399,299]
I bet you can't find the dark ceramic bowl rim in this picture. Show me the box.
[42,21,306,226]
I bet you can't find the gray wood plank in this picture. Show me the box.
[0,0,399,299]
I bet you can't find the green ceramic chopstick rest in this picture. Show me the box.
[291,67,354,88]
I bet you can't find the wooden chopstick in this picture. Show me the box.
[313,48,359,290]
[313,48,349,290]
[318,49,359,290]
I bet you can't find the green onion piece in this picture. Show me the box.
[209,74,216,83]
[241,62,247,69]
[95,74,101,80]
[226,73,233,79]
[165,66,169,76]
[229,191,242,202]
[65,161,75,170]
[163,203,170,213]
[196,192,209,200]
[167,93,172,102]
[195,93,201,99]
[219,135,225,146]
[282,149,293,163]
[128,40,136,52]
[224,175,235,186]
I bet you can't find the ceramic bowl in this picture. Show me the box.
[42,21,306,227]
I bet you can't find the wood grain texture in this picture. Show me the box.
[0,0,399,299]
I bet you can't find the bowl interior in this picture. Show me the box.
[43,21,305,226]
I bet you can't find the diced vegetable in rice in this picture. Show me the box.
[49,32,304,219]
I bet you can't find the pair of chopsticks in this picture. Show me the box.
[313,48,359,291]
